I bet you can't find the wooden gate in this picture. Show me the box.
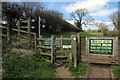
[37,34,80,67]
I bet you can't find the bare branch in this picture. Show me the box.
[109,12,118,30]
[70,8,93,29]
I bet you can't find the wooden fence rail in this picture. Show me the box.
[1,25,37,50]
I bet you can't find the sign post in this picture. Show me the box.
[51,35,56,64]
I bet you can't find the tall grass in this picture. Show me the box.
[2,40,56,78]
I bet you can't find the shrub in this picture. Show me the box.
[106,31,118,36]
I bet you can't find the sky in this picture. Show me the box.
[1,0,119,30]
[42,0,119,30]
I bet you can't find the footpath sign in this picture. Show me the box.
[86,37,118,55]
[44,40,60,46]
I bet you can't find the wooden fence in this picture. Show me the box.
[1,19,37,49]
[1,19,81,67]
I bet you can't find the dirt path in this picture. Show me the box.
[87,64,112,79]
[55,62,74,78]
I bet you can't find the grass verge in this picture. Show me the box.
[111,65,120,80]
[79,32,103,37]
[65,62,89,78]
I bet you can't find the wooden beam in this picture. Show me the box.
[37,46,51,49]
[73,35,78,67]
[71,35,74,61]
[37,38,51,41]
[40,52,51,56]
[60,35,63,54]
[56,55,67,58]
[20,21,28,23]
[20,26,35,29]
[0,34,7,37]
[20,36,28,39]
[44,59,51,62]
[28,18,31,48]
[34,33,37,50]
[17,20,20,38]
[7,22,10,43]
[56,38,74,40]
[77,33,81,62]
[118,2,120,66]
[20,20,35,23]
[2,26,35,35]
[51,35,55,64]
[2,26,36,36]
[20,26,28,28]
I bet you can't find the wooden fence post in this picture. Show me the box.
[118,2,120,66]
[7,21,10,43]
[51,35,55,64]
[60,35,63,54]
[34,33,37,50]
[17,20,20,39]
[73,35,78,67]
[71,35,74,61]
[77,33,81,62]
[28,18,31,48]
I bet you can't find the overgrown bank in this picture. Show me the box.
[2,41,56,78]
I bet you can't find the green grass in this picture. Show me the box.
[65,62,89,78]
[43,31,103,37]
[79,32,103,37]
[59,32,103,45]
[3,50,56,78]
[111,65,120,80]
[41,31,103,45]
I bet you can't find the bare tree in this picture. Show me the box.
[109,12,118,30]
[70,8,94,30]
[22,2,44,19]
[95,21,108,35]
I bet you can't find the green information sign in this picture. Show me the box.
[89,39,113,55]
[44,40,60,46]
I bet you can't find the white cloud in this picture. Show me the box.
[66,20,75,25]
[90,9,117,17]
[66,20,113,26]
[66,19,115,30]
[93,21,113,26]
[2,0,120,2]
[64,0,110,12]
[64,0,118,17]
